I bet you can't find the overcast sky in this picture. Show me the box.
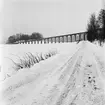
[0,0,103,43]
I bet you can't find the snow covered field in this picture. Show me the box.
[0,41,105,105]
[0,42,77,79]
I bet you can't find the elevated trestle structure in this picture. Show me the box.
[14,31,88,44]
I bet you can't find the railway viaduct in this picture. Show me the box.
[14,31,88,44]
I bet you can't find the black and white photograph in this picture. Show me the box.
[0,0,105,105]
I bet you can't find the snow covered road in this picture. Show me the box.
[0,41,105,105]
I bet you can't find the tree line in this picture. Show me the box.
[87,9,105,44]
[6,32,43,44]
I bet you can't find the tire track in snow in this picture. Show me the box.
[60,54,85,105]
[29,47,82,105]
[27,48,80,105]
[55,51,83,105]
[94,53,105,79]
[75,50,105,105]
[43,49,82,105]
[29,43,105,105]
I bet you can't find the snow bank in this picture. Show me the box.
[0,42,79,104]
[0,42,77,81]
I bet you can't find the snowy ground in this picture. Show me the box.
[0,41,105,105]
[0,42,77,79]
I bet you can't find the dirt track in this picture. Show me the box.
[0,41,105,105]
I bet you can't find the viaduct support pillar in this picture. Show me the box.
[71,36,72,42]
[75,34,76,41]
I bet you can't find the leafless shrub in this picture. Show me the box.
[11,49,58,71]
